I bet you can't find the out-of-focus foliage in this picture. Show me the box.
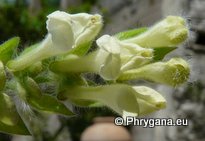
[0,0,97,45]
[67,0,97,13]
[0,2,46,45]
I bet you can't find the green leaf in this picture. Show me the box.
[60,74,87,86]
[34,70,59,84]
[57,74,88,101]
[23,77,42,98]
[0,93,30,135]
[153,47,177,61]
[14,82,45,137]
[22,77,74,116]
[0,37,20,64]
[0,61,6,91]
[115,27,148,40]
[69,41,92,56]
[0,121,30,135]
[27,94,74,116]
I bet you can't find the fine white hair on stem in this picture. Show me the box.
[13,95,45,137]
[13,95,34,117]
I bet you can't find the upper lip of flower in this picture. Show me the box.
[96,34,121,54]
[97,34,153,58]
[47,11,103,48]
[74,14,102,43]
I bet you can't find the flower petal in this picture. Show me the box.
[96,35,121,54]
[133,86,166,115]
[47,17,74,52]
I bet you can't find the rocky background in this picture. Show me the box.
[97,0,205,141]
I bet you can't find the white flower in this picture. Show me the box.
[96,35,153,80]
[47,11,103,49]
[133,86,166,115]
[60,84,166,118]
[7,11,103,71]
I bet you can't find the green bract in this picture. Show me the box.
[0,37,19,64]
[0,12,190,136]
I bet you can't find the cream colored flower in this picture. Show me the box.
[8,11,103,71]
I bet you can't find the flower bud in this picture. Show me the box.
[124,16,188,48]
[119,58,190,86]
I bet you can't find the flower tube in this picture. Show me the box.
[59,84,166,118]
